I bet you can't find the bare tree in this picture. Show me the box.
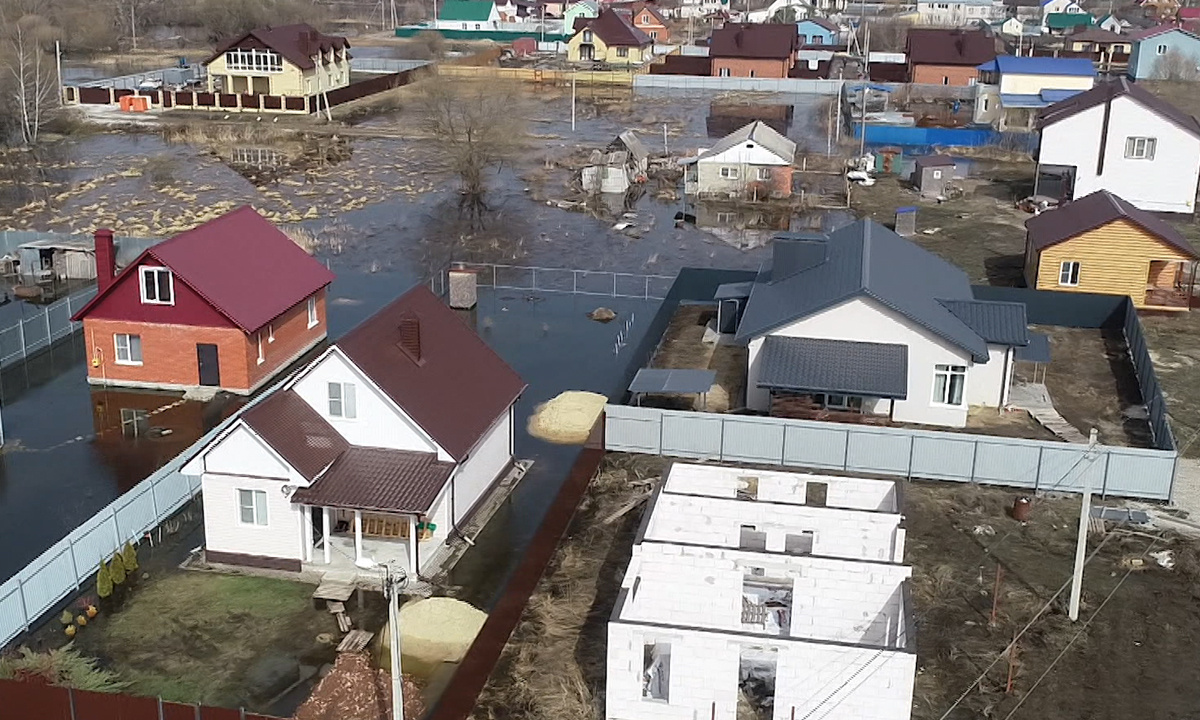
[0,10,60,145]
[1153,49,1200,81]
[770,5,798,22]
[416,75,527,213]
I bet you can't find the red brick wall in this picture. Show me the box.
[911,64,978,86]
[711,57,791,79]
[83,290,327,393]
[636,15,670,42]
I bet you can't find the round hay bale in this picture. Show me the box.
[379,597,486,676]
[527,391,607,445]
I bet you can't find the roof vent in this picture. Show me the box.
[398,313,423,364]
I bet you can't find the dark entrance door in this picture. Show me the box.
[196,344,220,387]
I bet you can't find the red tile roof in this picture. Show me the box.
[1025,189,1198,257]
[336,285,526,461]
[242,389,349,481]
[906,28,998,66]
[291,447,456,514]
[205,24,350,70]
[709,23,800,59]
[73,206,336,332]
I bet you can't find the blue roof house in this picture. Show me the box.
[796,18,839,46]
[731,220,1031,428]
[1128,26,1200,80]
[974,55,1095,130]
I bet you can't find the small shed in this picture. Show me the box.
[17,239,97,282]
[910,155,956,198]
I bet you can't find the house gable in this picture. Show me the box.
[77,253,236,328]
[288,347,450,461]
[699,139,792,166]
[195,422,309,484]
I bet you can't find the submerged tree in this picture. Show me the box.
[0,9,61,145]
[415,74,527,217]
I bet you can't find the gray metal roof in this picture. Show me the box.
[736,220,1023,362]
[616,130,649,162]
[714,281,754,300]
[1015,332,1051,363]
[629,368,717,394]
[939,299,1029,346]
[697,121,796,164]
[757,336,909,398]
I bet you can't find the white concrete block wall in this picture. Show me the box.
[449,408,513,525]
[663,463,900,512]
[775,643,916,720]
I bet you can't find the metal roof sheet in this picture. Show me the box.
[757,336,909,398]
[629,368,718,394]
[1036,77,1200,138]
[242,389,350,481]
[1025,189,1198,258]
[709,23,800,59]
[714,281,754,299]
[697,121,796,163]
[977,55,1095,76]
[906,28,997,66]
[439,0,496,21]
[336,285,526,461]
[938,299,1029,346]
[206,24,350,70]
[1015,332,1051,363]
[1045,12,1093,28]
[291,447,455,514]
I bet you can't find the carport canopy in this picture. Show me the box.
[629,368,718,395]
[757,336,909,399]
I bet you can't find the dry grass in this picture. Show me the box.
[470,455,667,720]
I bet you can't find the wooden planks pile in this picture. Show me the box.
[337,630,375,653]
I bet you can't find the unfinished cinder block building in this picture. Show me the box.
[606,463,915,720]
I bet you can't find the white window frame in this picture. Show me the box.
[1059,260,1081,286]
[1124,136,1156,160]
[932,364,967,407]
[616,46,629,58]
[224,48,284,73]
[139,266,174,305]
[114,333,143,366]
[1156,43,1168,55]
[650,30,658,39]
[307,296,319,328]
[716,211,736,223]
[583,30,593,41]
[757,167,772,181]
[237,489,268,526]
[120,408,149,439]
[328,381,357,419]
[720,166,740,179]
[718,67,731,77]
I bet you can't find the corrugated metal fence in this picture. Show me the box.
[0,678,282,720]
[0,287,96,371]
[605,405,1178,500]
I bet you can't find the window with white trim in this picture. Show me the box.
[616,46,629,57]
[1059,260,1081,286]
[120,408,149,439]
[139,267,173,305]
[649,30,658,39]
[114,333,143,365]
[328,381,357,419]
[1156,43,1168,55]
[1124,136,1156,160]
[720,166,740,179]
[757,167,772,181]
[307,296,318,328]
[718,67,731,77]
[238,489,268,526]
[224,49,284,73]
[932,364,966,406]
[716,211,736,223]
[583,30,593,41]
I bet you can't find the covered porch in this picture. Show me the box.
[1144,259,1197,311]
[300,506,444,577]
[757,336,908,422]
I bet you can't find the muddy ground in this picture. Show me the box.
[648,305,746,412]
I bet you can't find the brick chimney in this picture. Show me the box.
[94,229,115,293]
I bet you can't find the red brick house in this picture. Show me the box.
[72,206,335,395]
[612,1,671,42]
[906,28,998,86]
[709,24,799,78]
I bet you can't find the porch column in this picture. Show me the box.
[354,510,363,563]
[302,505,313,562]
[408,515,418,574]
[322,507,332,565]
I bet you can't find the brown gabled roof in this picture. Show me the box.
[1037,77,1200,138]
[1025,190,1199,257]
[709,23,800,59]
[1067,27,1127,43]
[242,390,349,481]
[291,447,456,514]
[906,28,997,66]
[336,285,526,461]
[577,8,653,46]
[205,23,350,70]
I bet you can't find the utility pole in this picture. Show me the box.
[384,564,409,720]
[857,21,869,158]
[571,73,577,131]
[55,40,63,108]
[130,3,138,51]
[1068,428,1099,622]
[834,66,842,145]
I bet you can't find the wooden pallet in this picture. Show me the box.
[336,612,354,633]
[313,579,355,602]
[337,630,374,653]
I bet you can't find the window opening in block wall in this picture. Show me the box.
[784,530,814,555]
[738,646,778,720]
[736,476,759,500]
[740,525,768,552]
[642,641,671,701]
[741,572,792,637]
[805,481,827,507]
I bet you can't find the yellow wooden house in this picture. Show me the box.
[1024,189,1199,310]
[567,8,653,66]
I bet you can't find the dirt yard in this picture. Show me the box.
[649,305,747,412]
[1140,310,1200,456]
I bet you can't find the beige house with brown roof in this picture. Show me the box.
[204,24,351,97]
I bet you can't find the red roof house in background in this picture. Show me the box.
[709,24,800,78]
[72,206,335,395]
[906,28,999,86]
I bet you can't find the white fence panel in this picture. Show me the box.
[606,406,664,454]
[634,74,843,94]
[845,429,911,476]
[721,416,785,464]
[910,434,975,482]
[0,579,25,643]
[153,471,194,517]
[972,440,1041,486]
[70,511,120,578]
[783,424,847,469]
[661,412,724,459]
[113,483,159,543]
[17,542,76,620]
[1104,448,1175,500]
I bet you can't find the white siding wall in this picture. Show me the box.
[964,344,1012,406]
[201,424,308,484]
[606,622,916,720]
[291,350,450,460]
[421,485,455,573]
[745,297,989,427]
[997,72,1093,96]
[1038,95,1200,213]
[450,408,513,524]
[202,472,304,560]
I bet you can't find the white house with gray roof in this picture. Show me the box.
[727,220,1030,428]
[684,121,797,199]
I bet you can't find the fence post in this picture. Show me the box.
[1033,446,1044,491]
[69,686,77,720]
[613,273,618,297]
[968,439,979,483]
[780,422,787,467]
[1099,447,1111,498]
[657,410,664,456]
[841,429,850,472]
[17,318,24,358]
[16,577,28,631]
[68,536,80,589]
[531,267,537,293]
[45,306,52,343]
[719,415,726,462]
[573,270,578,294]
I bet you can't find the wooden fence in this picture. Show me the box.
[0,678,283,720]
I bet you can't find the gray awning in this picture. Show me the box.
[757,336,908,399]
[629,368,718,395]
[1015,332,1051,363]
[714,281,755,300]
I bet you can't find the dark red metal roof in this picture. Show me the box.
[73,206,335,331]
[242,389,349,480]
[1025,189,1198,257]
[205,24,351,70]
[336,285,526,461]
[291,447,455,514]
[577,8,653,46]
[906,29,997,66]
[709,24,800,59]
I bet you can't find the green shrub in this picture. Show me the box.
[109,552,126,586]
[0,644,127,692]
[59,610,74,626]
[121,542,138,574]
[96,563,113,599]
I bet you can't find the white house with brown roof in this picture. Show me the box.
[203,24,351,97]
[183,285,525,579]
[1035,77,1200,213]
